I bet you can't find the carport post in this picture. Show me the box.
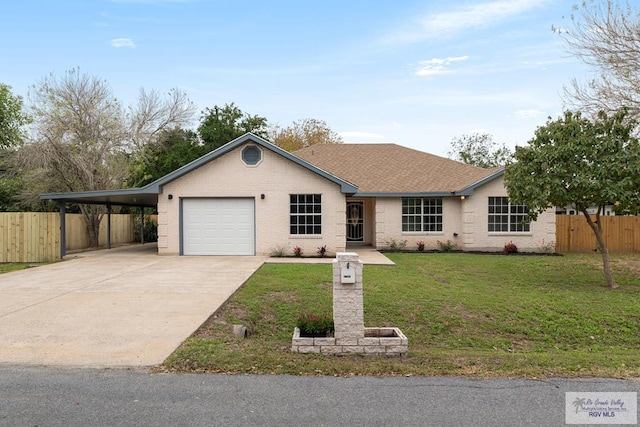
[106,203,111,250]
[58,202,66,259]
[140,209,145,244]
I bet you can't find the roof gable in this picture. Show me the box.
[41,133,358,205]
[294,144,503,195]
[146,133,357,194]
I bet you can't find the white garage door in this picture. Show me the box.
[182,198,255,255]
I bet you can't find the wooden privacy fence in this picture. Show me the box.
[556,215,640,253]
[0,212,138,263]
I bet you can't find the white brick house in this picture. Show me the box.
[42,133,555,257]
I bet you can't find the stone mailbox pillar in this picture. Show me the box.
[332,252,364,340]
[292,251,407,356]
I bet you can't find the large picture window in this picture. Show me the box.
[402,198,443,232]
[488,197,530,232]
[290,194,322,235]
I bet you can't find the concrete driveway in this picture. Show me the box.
[0,244,265,368]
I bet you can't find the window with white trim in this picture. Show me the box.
[290,194,321,235]
[402,198,443,232]
[488,197,530,232]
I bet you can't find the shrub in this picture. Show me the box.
[134,215,158,243]
[296,312,334,337]
[270,243,288,257]
[503,241,518,254]
[537,239,555,253]
[317,245,327,258]
[416,241,425,251]
[436,239,457,252]
[293,245,303,257]
[386,239,407,252]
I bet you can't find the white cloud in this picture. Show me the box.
[515,109,544,118]
[415,56,469,76]
[111,38,136,48]
[390,0,547,44]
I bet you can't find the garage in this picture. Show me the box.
[182,198,255,255]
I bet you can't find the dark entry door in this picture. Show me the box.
[346,202,364,242]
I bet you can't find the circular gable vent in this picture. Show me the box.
[242,145,262,166]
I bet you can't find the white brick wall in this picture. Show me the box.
[157,143,347,256]
[374,176,556,252]
[462,176,556,252]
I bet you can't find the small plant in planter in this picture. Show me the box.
[504,241,518,254]
[416,241,425,251]
[296,312,334,337]
[293,245,303,257]
[317,245,327,258]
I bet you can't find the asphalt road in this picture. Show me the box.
[0,366,637,427]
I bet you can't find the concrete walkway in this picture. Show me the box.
[265,246,395,265]
[0,244,266,368]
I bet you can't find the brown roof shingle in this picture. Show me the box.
[293,144,500,194]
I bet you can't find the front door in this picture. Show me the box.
[346,201,364,242]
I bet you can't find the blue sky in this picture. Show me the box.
[1,0,585,155]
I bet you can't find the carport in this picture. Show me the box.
[41,187,159,258]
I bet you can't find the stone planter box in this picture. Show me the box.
[291,253,409,357]
[291,326,407,356]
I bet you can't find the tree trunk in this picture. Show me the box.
[79,204,103,248]
[582,210,618,289]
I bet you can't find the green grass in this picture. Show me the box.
[0,263,42,274]
[162,253,640,378]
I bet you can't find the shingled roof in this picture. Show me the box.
[293,143,503,195]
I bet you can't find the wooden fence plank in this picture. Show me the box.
[0,212,137,263]
[555,215,640,253]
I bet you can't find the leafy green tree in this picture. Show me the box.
[0,150,27,211]
[0,84,32,210]
[198,103,268,153]
[0,83,31,148]
[447,133,512,168]
[270,118,343,151]
[504,109,640,289]
[130,127,201,186]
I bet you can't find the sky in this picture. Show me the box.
[0,0,587,156]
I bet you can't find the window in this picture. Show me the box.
[241,145,262,166]
[290,194,322,235]
[402,198,443,232]
[488,197,530,232]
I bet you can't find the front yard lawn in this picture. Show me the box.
[162,253,640,378]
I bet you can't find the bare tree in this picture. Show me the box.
[447,133,512,168]
[15,69,196,247]
[128,87,196,151]
[270,118,343,152]
[557,0,640,120]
